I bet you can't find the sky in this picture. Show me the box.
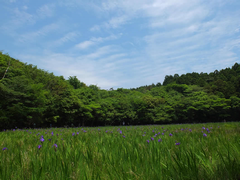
[0,0,240,90]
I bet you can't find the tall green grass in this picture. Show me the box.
[0,122,240,180]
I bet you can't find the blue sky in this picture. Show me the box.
[1,0,240,89]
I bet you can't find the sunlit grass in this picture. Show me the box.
[1,122,240,179]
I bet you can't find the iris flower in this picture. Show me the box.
[40,137,45,142]
[52,144,57,148]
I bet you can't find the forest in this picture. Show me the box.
[0,52,240,129]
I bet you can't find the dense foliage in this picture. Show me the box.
[1,123,240,179]
[0,52,239,129]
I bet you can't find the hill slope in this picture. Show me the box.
[0,52,239,129]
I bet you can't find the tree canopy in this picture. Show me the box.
[0,52,239,129]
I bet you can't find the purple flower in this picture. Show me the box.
[77,132,79,135]
[72,133,75,136]
[13,129,15,131]
[38,145,42,149]
[142,134,145,136]
[169,133,173,136]
[52,144,58,148]
[189,129,192,132]
[147,140,150,143]
[202,127,205,130]
[151,137,154,141]
[158,139,162,142]
[51,132,53,136]
[40,137,45,142]
[162,133,164,135]
[203,133,207,137]
[119,131,122,134]
[123,135,125,138]
[2,147,8,151]
[175,142,180,145]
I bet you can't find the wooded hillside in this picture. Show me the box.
[1,52,239,129]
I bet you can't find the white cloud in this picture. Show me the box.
[50,32,80,47]
[75,34,121,50]
[22,6,28,10]
[11,8,35,27]
[2,0,240,89]
[37,4,55,18]
[90,25,100,32]
[0,7,35,36]
[17,45,127,89]
[75,41,95,49]
[104,15,130,29]
[17,23,60,43]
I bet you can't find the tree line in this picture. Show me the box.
[0,52,239,129]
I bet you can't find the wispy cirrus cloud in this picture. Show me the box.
[1,0,239,89]
[37,4,55,18]
[17,45,130,88]
[49,31,80,47]
[16,23,60,43]
[6,8,35,29]
[75,41,95,50]
[75,34,121,50]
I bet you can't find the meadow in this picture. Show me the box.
[0,122,240,180]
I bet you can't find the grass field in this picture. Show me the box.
[1,122,240,180]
